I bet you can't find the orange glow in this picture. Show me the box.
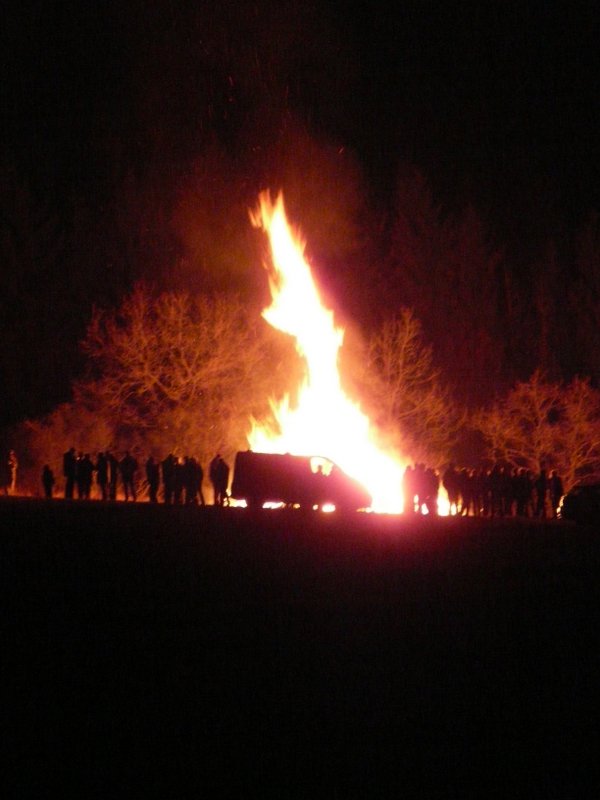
[248,190,409,513]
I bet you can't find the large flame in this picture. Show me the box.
[248,190,407,513]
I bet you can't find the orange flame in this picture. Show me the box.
[248,190,408,513]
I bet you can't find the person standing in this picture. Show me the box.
[96,452,109,501]
[424,467,439,515]
[535,469,548,519]
[514,468,530,517]
[78,454,94,499]
[161,454,176,504]
[173,457,186,504]
[63,447,77,499]
[442,463,460,515]
[184,457,204,505]
[194,458,205,506]
[210,454,222,505]
[107,451,119,500]
[216,456,230,507]
[75,452,85,499]
[210,453,230,506]
[402,465,416,513]
[146,456,160,503]
[120,451,138,501]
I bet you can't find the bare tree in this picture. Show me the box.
[348,308,461,465]
[558,376,600,489]
[473,371,600,489]
[78,285,299,462]
[22,402,115,495]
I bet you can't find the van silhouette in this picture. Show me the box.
[231,451,372,511]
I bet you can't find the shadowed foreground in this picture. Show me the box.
[3,499,600,797]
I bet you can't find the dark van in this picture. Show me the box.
[231,451,372,511]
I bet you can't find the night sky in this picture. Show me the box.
[2,0,599,427]
[344,2,599,231]
[5,3,599,212]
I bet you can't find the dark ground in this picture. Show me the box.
[3,498,600,798]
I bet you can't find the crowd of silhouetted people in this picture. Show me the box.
[403,462,564,519]
[37,448,231,506]
[0,445,567,519]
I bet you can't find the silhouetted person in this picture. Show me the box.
[161,454,176,504]
[184,457,204,505]
[499,466,514,516]
[414,463,428,513]
[78,454,94,499]
[210,454,229,506]
[210,454,222,505]
[510,468,522,517]
[146,456,160,503]
[443,463,460,515]
[120,451,138,501]
[63,447,77,499]
[479,469,492,517]
[42,465,55,499]
[194,458,205,506]
[458,468,474,516]
[216,456,230,506]
[107,451,119,500]
[535,469,548,518]
[183,457,194,504]
[96,452,109,500]
[402,465,416,513]
[549,470,564,518]
[424,467,439,515]
[312,463,328,509]
[525,470,535,516]
[514,468,531,517]
[73,452,87,498]
[489,464,503,517]
[173,457,186,504]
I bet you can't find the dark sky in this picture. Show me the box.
[1,0,600,427]
[3,1,599,219]
[346,2,599,228]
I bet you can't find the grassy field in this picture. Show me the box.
[3,498,600,797]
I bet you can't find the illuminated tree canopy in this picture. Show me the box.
[347,308,462,465]
[473,371,600,489]
[25,285,301,476]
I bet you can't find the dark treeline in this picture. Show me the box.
[2,2,599,429]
